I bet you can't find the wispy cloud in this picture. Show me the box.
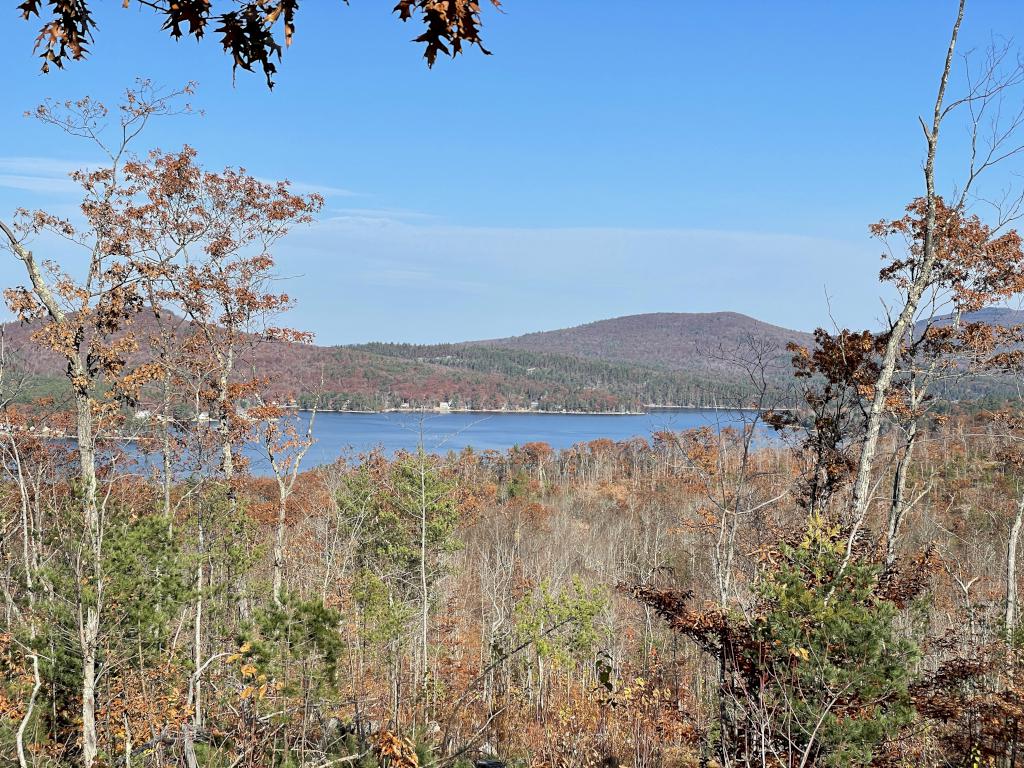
[276,216,885,344]
[357,260,485,293]
[0,174,78,194]
[0,157,91,176]
[322,207,438,228]
[360,267,435,286]
[0,157,360,201]
[257,178,359,199]
[0,156,95,195]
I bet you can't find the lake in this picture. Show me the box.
[244,408,760,472]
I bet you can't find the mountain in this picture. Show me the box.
[472,312,814,372]
[3,311,810,413]
[353,312,814,410]
[354,308,1024,411]
[9,308,1021,414]
[920,306,1024,329]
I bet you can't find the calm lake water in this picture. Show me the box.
[243,408,759,472]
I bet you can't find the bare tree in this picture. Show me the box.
[845,0,1024,569]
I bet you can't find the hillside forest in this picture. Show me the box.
[6,3,1024,768]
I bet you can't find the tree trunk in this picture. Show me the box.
[273,490,288,607]
[219,366,234,482]
[217,354,250,620]
[419,459,430,697]
[193,519,205,730]
[1006,494,1024,641]
[162,381,174,527]
[76,387,102,768]
[16,652,41,768]
[0,227,105,768]
[885,423,918,569]
[844,0,964,565]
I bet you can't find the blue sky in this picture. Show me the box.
[1,1,1023,343]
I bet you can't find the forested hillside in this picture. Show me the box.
[9,305,1023,413]
[1,313,800,413]
[350,341,792,411]
[474,311,812,371]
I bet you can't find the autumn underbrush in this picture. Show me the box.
[2,419,1024,767]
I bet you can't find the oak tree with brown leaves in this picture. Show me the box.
[17,0,502,87]
[0,82,196,768]
[0,81,321,766]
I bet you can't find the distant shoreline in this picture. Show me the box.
[293,405,764,416]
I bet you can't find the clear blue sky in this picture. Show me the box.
[0,1,1022,343]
